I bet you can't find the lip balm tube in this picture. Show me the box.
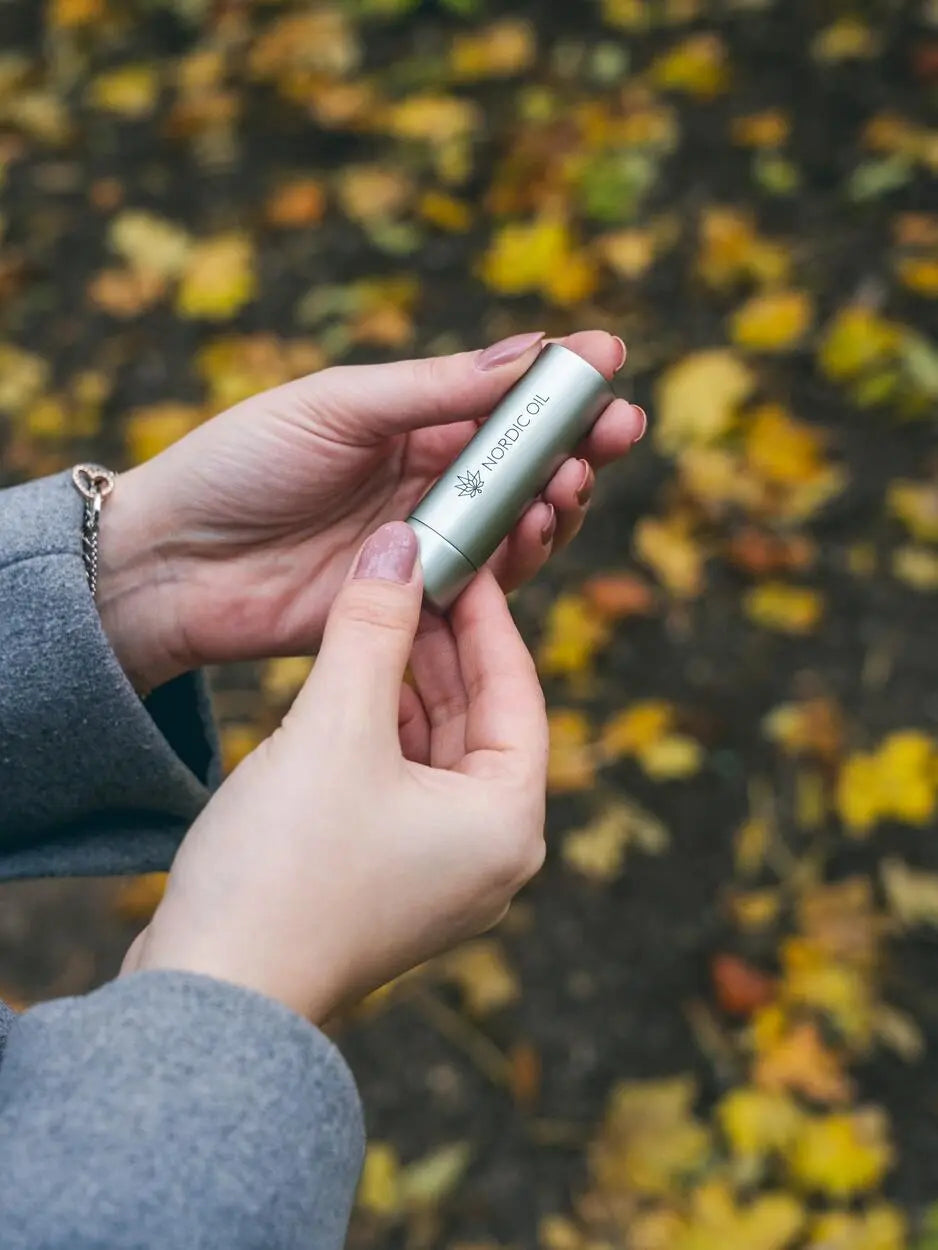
[406,343,615,611]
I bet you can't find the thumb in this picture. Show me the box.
[289,522,422,752]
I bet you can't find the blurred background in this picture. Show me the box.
[1,0,937,1246]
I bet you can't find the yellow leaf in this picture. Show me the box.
[887,479,938,542]
[399,1142,472,1209]
[763,697,843,763]
[600,700,674,758]
[654,348,754,454]
[49,0,105,27]
[788,1110,893,1198]
[893,545,938,590]
[731,110,790,149]
[177,233,255,321]
[591,1076,711,1198]
[676,1181,804,1250]
[336,165,413,223]
[730,290,813,352]
[639,734,704,780]
[89,65,160,118]
[651,33,730,99]
[743,405,828,486]
[718,1087,804,1161]
[745,583,823,634]
[387,94,481,144]
[779,937,873,1049]
[479,217,597,305]
[357,1142,401,1217]
[547,709,595,793]
[634,515,705,598]
[805,1205,906,1250]
[88,268,167,318]
[696,207,791,290]
[419,190,473,232]
[537,594,610,678]
[450,20,535,80]
[114,873,168,922]
[812,18,880,63]
[595,227,657,278]
[754,1018,854,1103]
[198,335,325,409]
[125,402,204,463]
[0,343,47,416]
[837,731,938,834]
[563,799,668,882]
[881,857,938,929]
[248,11,360,81]
[729,888,781,931]
[817,306,901,381]
[897,256,938,297]
[439,939,519,1016]
[109,210,191,279]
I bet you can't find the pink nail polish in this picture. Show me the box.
[540,504,557,545]
[631,405,647,441]
[612,336,627,372]
[354,522,418,583]
[477,330,546,371]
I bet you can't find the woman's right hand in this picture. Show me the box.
[124,522,548,1024]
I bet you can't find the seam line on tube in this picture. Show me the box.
[409,516,479,571]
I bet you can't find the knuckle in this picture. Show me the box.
[338,583,411,634]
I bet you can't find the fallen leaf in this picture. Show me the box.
[779,937,873,1049]
[582,572,656,620]
[547,710,595,793]
[265,179,327,228]
[640,734,704,780]
[537,594,610,678]
[125,403,204,463]
[651,33,730,98]
[898,256,938,297]
[450,19,536,80]
[109,210,191,278]
[507,1041,542,1107]
[888,478,938,543]
[654,348,754,454]
[563,798,668,881]
[88,65,160,118]
[718,1086,803,1159]
[805,1205,906,1250]
[837,731,938,835]
[754,1017,854,1103]
[743,405,829,487]
[419,190,473,232]
[177,233,256,321]
[731,110,790,148]
[763,697,843,763]
[601,700,675,758]
[729,290,813,353]
[0,343,48,415]
[881,858,938,929]
[744,583,824,634]
[399,1141,472,1208]
[387,94,482,144]
[787,1109,893,1198]
[634,515,706,598]
[358,1142,401,1217]
[591,1076,711,1198]
[261,657,313,701]
[711,953,776,1017]
[696,207,791,290]
[676,1181,804,1250]
[439,939,519,1015]
[812,18,880,62]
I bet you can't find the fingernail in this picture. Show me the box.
[540,504,557,545]
[612,335,627,372]
[631,405,648,441]
[477,330,545,371]
[575,459,594,505]
[354,522,418,583]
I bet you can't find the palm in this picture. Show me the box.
[156,400,480,667]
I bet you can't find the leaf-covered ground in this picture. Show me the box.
[1,1,937,1247]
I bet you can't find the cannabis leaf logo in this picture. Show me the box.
[455,468,484,498]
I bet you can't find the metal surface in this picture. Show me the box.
[407,343,615,610]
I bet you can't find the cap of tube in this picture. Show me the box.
[408,516,477,612]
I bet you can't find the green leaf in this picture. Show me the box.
[577,151,660,224]
[753,152,801,196]
[846,155,914,203]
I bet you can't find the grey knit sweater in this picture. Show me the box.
[0,473,364,1249]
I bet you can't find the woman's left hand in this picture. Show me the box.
[97,329,644,692]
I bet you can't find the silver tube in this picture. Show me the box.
[407,343,615,610]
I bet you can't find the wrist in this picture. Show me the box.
[96,467,188,694]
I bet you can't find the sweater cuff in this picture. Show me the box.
[0,472,219,879]
[0,972,364,1250]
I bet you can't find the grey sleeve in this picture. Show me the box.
[0,971,365,1250]
[0,472,220,880]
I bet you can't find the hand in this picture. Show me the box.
[97,330,644,691]
[123,522,548,1023]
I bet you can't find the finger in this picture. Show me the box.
[488,499,555,592]
[577,399,647,468]
[449,570,548,779]
[409,608,468,770]
[292,522,421,753]
[398,681,430,764]
[279,329,627,440]
[543,458,592,550]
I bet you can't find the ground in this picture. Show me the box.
[1,2,937,1247]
